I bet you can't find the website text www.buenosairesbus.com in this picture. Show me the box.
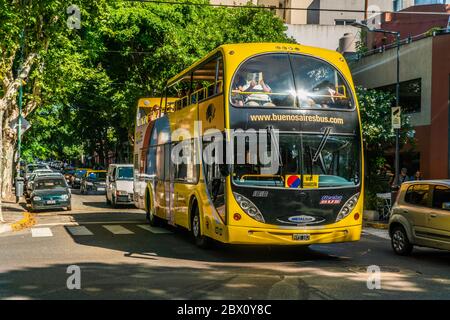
[249,113,344,124]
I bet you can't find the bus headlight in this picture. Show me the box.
[336,193,360,222]
[233,192,265,223]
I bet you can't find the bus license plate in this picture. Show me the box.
[292,234,310,241]
[46,200,56,204]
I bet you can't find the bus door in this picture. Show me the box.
[164,143,175,225]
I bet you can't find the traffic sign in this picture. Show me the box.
[392,106,401,129]
[9,116,31,136]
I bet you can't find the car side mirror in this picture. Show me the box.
[442,202,450,210]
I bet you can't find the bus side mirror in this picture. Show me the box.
[219,164,230,177]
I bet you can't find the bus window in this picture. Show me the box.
[290,55,353,109]
[156,145,165,180]
[173,139,199,184]
[231,53,296,108]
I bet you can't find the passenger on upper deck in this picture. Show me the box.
[232,72,275,107]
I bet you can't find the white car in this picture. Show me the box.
[106,164,134,207]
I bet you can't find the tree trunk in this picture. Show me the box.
[1,141,15,199]
[0,109,4,222]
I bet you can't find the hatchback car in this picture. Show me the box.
[80,170,107,194]
[389,180,450,255]
[30,176,71,212]
[25,171,62,200]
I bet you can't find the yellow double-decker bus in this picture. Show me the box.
[133,43,364,247]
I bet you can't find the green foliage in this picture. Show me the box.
[356,86,413,210]
[20,1,291,163]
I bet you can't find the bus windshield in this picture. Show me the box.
[231,53,353,109]
[232,133,359,189]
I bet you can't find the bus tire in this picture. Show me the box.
[191,205,210,249]
[146,190,161,227]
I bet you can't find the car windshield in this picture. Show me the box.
[87,172,106,181]
[231,53,353,109]
[232,132,360,189]
[35,178,67,190]
[117,167,133,180]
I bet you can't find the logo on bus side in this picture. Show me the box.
[206,104,215,123]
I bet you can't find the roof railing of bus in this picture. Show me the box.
[174,80,223,111]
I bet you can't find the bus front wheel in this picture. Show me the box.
[191,205,210,249]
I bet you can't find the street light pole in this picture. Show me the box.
[394,32,400,188]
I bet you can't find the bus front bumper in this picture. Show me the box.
[226,224,362,245]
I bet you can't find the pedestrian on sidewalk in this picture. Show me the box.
[410,170,423,181]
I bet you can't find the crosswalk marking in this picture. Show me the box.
[31,227,53,237]
[363,228,390,240]
[137,224,172,234]
[66,226,93,236]
[103,225,134,235]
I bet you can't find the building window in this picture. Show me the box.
[377,78,422,114]
[393,0,402,11]
[414,0,446,5]
[335,19,356,26]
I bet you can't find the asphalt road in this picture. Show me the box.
[0,189,449,300]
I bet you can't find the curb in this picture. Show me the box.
[363,221,389,230]
[0,212,37,234]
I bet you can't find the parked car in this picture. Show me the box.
[25,163,50,180]
[29,175,71,212]
[389,180,450,255]
[25,171,62,200]
[71,168,89,189]
[80,170,107,194]
[106,164,134,207]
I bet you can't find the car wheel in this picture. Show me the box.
[111,195,117,208]
[391,225,413,256]
[191,206,210,249]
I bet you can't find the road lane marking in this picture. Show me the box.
[137,224,172,234]
[31,227,53,237]
[66,226,93,236]
[103,225,134,234]
[35,220,145,227]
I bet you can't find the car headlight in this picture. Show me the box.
[233,192,265,223]
[33,196,42,201]
[336,193,360,222]
[116,190,128,196]
[60,194,69,200]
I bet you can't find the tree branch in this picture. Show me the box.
[0,52,37,109]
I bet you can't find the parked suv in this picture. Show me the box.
[389,180,450,255]
[106,164,134,207]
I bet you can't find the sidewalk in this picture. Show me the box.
[0,197,35,234]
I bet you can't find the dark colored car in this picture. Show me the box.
[30,176,72,212]
[80,170,107,194]
[71,169,88,189]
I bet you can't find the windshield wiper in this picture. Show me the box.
[268,126,283,167]
[312,127,332,162]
